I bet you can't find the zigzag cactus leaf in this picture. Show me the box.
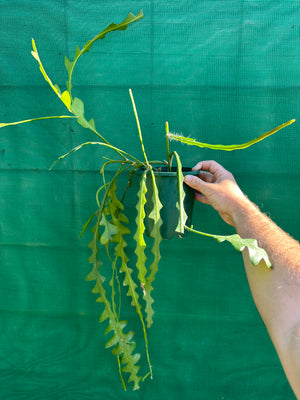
[91,267,142,390]
[65,11,144,93]
[100,214,119,245]
[107,182,141,314]
[86,207,142,390]
[31,39,72,111]
[108,182,152,379]
[187,227,272,268]
[109,181,130,236]
[70,97,90,128]
[172,151,188,233]
[167,119,295,151]
[134,170,148,286]
[114,241,152,379]
[80,212,97,238]
[144,169,163,327]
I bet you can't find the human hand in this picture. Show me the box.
[184,160,251,226]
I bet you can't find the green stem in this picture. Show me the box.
[167,119,295,151]
[49,141,147,171]
[120,168,137,204]
[101,159,166,167]
[129,89,149,167]
[185,225,216,238]
[0,115,77,129]
[165,121,172,172]
[117,353,127,391]
[141,318,153,379]
[97,164,131,207]
[86,123,129,161]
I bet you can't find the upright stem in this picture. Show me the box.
[165,121,171,171]
[129,89,150,167]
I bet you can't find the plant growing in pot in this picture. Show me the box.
[0,11,295,390]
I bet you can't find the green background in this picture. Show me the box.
[1,1,299,398]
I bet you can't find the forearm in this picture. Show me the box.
[185,160,300,396]
[233,197,300,397]
[233,198,300,276]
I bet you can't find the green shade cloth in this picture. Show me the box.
[0,1,299,398]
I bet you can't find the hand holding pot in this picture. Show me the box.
[185,160,300,399]
[183,160,251,227]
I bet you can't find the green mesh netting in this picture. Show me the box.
[1,1,299,398]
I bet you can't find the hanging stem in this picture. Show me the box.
[129,89,150,167]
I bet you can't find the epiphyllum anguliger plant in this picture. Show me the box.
[0,11,295,390]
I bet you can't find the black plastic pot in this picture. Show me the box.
[138,166,199,240]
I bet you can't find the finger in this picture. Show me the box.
[195,192,210,204]
[197,171,215,183]
[199,160,232,181]
[192,161,203,171]
[184,174,207,192]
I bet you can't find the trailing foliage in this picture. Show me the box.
[172,151,188,234]
[134,170,148,287]
[86,206,142,390]
[144,170,163,328]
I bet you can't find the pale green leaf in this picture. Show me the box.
[79,212,97,238]
[216,234,271,267]
[61,90,72,110]
[187,227,272,268]
[31,38,72,111]
[148,169,163,227]
[134,170,148,285]
[168,119,295,151]
[70,97,90,128]
[172,152,188,233]
[64,55,72,75]
[105,334,120,348]
[109,183,152,379]
[88,118,96,130]
[100,214,119,245]
[86,207,142,390]
[66,11,144,94]
[144,169,163,327]
[54,84,61,95]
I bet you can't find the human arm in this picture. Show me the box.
[184,160,300,398]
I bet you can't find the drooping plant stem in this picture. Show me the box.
[49,141,147,171]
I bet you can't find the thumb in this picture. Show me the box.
[184,174,207,192]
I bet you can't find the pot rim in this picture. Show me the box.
[137,166,200,177]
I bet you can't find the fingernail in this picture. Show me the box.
[184,175,192,183]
